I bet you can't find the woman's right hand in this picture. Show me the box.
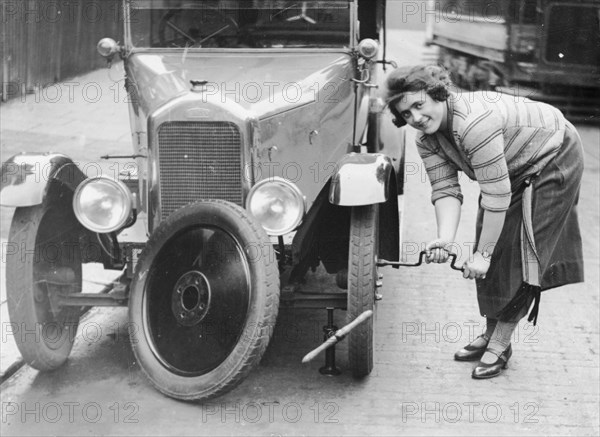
[425,239,451,263]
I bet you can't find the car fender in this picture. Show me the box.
[1,153,87,207]
[329,152,394,206]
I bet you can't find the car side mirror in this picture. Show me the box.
[97,38,122,62]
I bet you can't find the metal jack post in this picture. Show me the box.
[319,308,341,375]
[302,309,373,373]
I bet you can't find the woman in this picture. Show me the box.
[385,65,584,379]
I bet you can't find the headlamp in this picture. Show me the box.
[73,177,133,233]
[357,38,379,59]
[246,177,305,236]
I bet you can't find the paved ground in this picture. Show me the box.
[0,29,599,436]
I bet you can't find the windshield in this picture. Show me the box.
[128,0,352,49]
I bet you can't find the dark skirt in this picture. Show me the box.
[475,122,585,323]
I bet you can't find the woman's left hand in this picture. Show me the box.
[462,251,490,280]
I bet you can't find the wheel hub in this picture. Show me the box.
[171,271,211,327]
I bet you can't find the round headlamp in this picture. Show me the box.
[97,38,120,59]
[246,177,305,236]
[73,177,133,233]
[357,38,379,59]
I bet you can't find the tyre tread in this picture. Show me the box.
[6,205,81,371]
[348,204,377,378]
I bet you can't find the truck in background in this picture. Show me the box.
[430,0,600,123]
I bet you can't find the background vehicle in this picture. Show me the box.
[1,0,404,401]
[430,0,600,123]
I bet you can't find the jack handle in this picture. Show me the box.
[377,251,464,272]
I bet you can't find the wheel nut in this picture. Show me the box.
[376,280,383,288]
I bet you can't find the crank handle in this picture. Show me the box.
[378,251,464,272]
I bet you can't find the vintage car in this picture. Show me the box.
[1,0,404,401]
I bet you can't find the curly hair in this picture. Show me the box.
[385,65,453,128]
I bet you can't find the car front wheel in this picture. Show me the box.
[128,200,279,401]
[6,202,82,370]
[347,204,379,378]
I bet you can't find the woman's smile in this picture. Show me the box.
[393,90,446,134]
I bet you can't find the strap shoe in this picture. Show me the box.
[454,334,490,361]
[471,344,513,379]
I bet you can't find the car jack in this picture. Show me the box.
[318,308,341,375]
[302,309,373,375]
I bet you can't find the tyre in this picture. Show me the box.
[347,204,379,378]
[129,200,279,401]
[6,202,82,370]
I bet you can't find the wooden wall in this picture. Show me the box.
[1,0,123,101]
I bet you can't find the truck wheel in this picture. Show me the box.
[6,203,82,370]
[347,204,378,378]
[129,200,279,401]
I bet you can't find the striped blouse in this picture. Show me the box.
[416,91,567,212]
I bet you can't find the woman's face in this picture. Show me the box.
[394,90,447,134]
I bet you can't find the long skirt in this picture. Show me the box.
[475,121,585,323]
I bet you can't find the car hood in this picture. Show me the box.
[126,51,353,119]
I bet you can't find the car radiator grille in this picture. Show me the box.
[157,121,243,220]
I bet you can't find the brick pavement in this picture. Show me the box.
[0,29,598,436]
[373,127,599,435]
